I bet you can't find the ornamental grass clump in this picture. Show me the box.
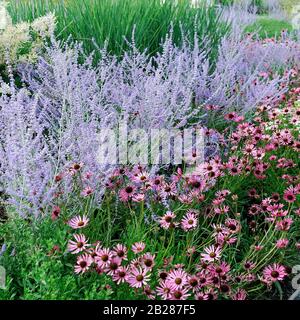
[7,0,229,61]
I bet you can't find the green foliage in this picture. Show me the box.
[216,0,234,6]
[0,216,113,299]
[245,17,293,38]
[7,0,230,60]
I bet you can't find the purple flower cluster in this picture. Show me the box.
[0,31,299,216]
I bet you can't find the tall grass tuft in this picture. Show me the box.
[8,0,230,59]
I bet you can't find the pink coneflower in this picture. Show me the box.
[187,275,200,291]
[166,269,188,290]
[81,186,93,197]
[112,266,129,284]
[212,197,225,206]
[216,189,231,198]
[214,205,230,215]
[244,261,256,271]
[271,192,280,202]
[195,292,209,300]
[95,248,113,268]
[276,238,289,249]
[141,253,156,270]
[225,218,241,234]
[132,171,149,183]
[51,206,61,221]
[156,281,173,300]
[130,257,142,268]
[83,171,93,180]
[232,289,247,300]
[178,194,193,204]
[68,162,84,176]
[170,288,190,300]
[212,224,228,237]
[196,270,213,288]
[248,188,259,198]
[119,185,136,202]
[283,186,297,203]
[201,245,222,262]
[262,263,287,283]
[209,261,231,276]
[74,253,93,274]
[159,211,177,229]
[181,212,198,231]
[68,215,89,229]
[105,257,122,275]
[248,204,261,216]
[143,286,155,300]
[151,176,164,190]
[127,267,150,288]
[204,288,218,300]
[219,283,231,295]
[224,112,238,121]
[112,244,128,261]
[227,163,242,176]
[276,217,293,231]
[159,182,177,198]
[71,162,84,171]
[132,242,146,254]
[68,234,90,254]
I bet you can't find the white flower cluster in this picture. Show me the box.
[0,1,56,67]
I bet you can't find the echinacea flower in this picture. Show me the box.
[141,253,155,270]
[51,206,60,221]
[201,245,222,263]
[262,263,287,283]
[225,218,241,234]
[166,269,188,290]
[232,289,247,300]
[181,212,198,231]
[159,182,177,198]
[159,211,177,229]
[132,242,146,254]
[112,244,128,261]
[195,292,209,300]
[68,215,89,229]
[187,275,200,291]
[156,281,173,300]
[105,257,122,275]
[133,171,149,183]
[81,186,93,197]
[127,267,150,288]
[244,261,256,271]
[119,185,136,202]
[112,266,129,284]
[95,248,113,268]
[170,287,190,300]
[209,261,231,276]
[283,186,297,203]
[68,234,90,254]
[74,253,93,274]
[143,286,155,300]
[276,238,289,249]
